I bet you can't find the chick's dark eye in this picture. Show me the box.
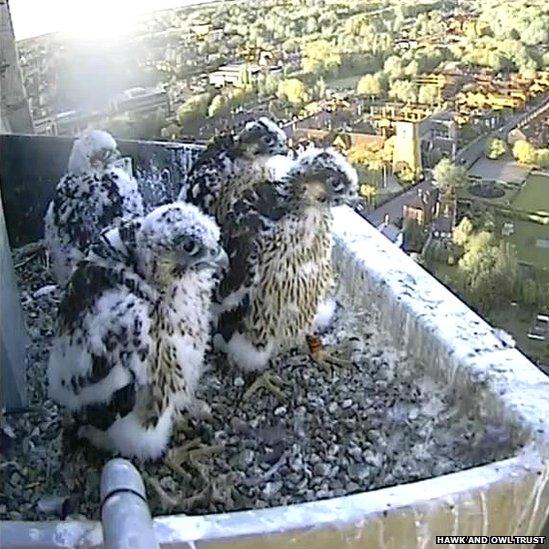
[183,239,198,254]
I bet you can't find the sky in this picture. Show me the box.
[9,0,212,40]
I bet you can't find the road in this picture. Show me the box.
[366,94,549,227]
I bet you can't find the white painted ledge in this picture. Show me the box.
[2,206,548,549]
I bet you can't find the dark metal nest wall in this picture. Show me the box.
[0,134,204,247]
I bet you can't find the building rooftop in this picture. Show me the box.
[376,221,402,244]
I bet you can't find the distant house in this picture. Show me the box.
[208,64,281,88]
[403,187,438,226]
[402,185,457,240]
[395,39,418,50]
[332,132,385,152]
[208,64,247,88]
[431,186,457,239]
[292,127,385,152]
[210,28,224,41]
[190,21,212,36]
[110,86,168,114]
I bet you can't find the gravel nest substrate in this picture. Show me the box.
[1,242,517,521]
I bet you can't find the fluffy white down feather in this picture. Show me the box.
[44,132,144,285]
[48,202,223,460]
[68,130,118,175]
[312,297,337,333]
[214,332,274,373]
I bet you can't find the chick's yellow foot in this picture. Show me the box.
[243,371,286,400]
[306,334,352,373]
[158,439,223,512]
[166,438,223,477]
[144,474,181,511]
[145,473,210,512]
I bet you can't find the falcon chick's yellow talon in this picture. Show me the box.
[311,351,352,372]
[243,371,286,400]
[167,438,224,477]
[306,334,352,373]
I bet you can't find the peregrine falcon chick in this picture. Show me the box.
[47,202,228,460]
[44,130,144,285]
[180,117,289,226]
[213,147,358,393]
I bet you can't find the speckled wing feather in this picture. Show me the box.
[44,168,143,285]
[182,135,237,217]
[215,182,290,343]
[49,225,157,433]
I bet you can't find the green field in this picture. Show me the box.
[503,218,549,271]
[511,172,549,215]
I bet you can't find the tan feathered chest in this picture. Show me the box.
[247,206,333,351]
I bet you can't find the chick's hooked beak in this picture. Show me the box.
[90,148,120,169]
[196,245,229,273]
[326,179,359,207]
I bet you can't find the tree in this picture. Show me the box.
[512,139,537,165]
[240,65,251,87]
[418,84,439,105]
[383,56,404,80]
[520,279,538,306]
[487,51,505,71]
[404,60,420,78]
[519,67,538,80]
[302,39,341,75]
[522,19,548,46]
[258,73,280,97]
[359,184,377,204]
[176,93,210,126]
[388,79,418,104]
[491,242,518,300]
[208,94,228,118]
[536,149,549,168]
[347,145,380,169]
[485,137,507,159]
[305,16,317,34]
[458,234,518,313]
[357,73,382,98]
[277,78,308,105]
[226,85,253,110]
[432,159,468,191]
[452,217,473,247]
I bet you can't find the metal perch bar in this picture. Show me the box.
[100,459,160,549]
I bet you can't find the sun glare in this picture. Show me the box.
[56,1,144,42]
